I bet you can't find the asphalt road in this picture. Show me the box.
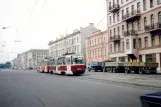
[0,70,159,107]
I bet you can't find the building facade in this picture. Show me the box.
[86,30,108,67]
[12,49,49,69]
[48,23,97,61]
[106,0,161,71]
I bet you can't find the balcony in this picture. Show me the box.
[124,30,138,36]
[109,4,120,12]
[110,35,121,42]
[122,10,141,22]
[145,22,161,33]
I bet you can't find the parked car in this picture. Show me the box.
[140,92,161,107]
[88,61,103,72]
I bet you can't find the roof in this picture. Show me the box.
[48,31,80,45]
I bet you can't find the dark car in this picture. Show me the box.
[88,61,103,72]
[140,92,161,107]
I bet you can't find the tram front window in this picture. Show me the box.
[73,57,84,64]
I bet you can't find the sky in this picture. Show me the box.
[0,0,107,63]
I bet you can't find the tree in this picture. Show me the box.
[0,61,12,68]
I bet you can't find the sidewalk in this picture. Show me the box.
[83,72,161,89]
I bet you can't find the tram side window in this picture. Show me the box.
[73,57,84,64]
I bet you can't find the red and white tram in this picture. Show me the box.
[37,53,86,75]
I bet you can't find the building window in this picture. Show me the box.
[126,7,129,15]
[144,17,147,29]
[114,43,116,52]
[138,38,142,48]
[95,39,96,45]
[158,12,161,23]
[109,2,111,8]
[110,44,112,53]
[143,0,147,10]
[117,12,120,21]
[138,19,141,31]
[139,55,142,62]
[158,0,161,4]
[110,30,112,37]
[131,5,134,15]
[114,28,116,37]
[121,0,124,4]
[132,22,135,30]
[118,27,120,36]
[150,0,154,8]
[146,54,156,63]
[109,16,112,25]
[151,36,155,46]
[122,42,124,51]
[127,23,129,31]
[122,25,124,36]
[159,35,161,45]
[118,42,120,51]
[151,14,154,27]
[113,14,115,23]
[126,39,129,49]
[144,37,148,48]
[122,10,124,19]
[119,57,125,62]
[133,39,136,49]
[137,2,140,11]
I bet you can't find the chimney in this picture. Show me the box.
[89,23,94,26]
[73,29,79,33]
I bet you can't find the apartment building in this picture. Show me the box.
[26,49,49,69]
[86,30,108,67]
[106,0,161,70]
[48,23,97,61]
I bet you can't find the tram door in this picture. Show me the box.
[66,56,72,74]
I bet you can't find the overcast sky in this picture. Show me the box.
[0,0,107,63]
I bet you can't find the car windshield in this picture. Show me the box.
[72,57,84,64]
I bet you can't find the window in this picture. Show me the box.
[138,38,142,48]
[144,17,147,29]
[122,42,124,51]
[110,44,112,53]
[131,5,134,15]
[109,2,111,8]
[127,23,129,31]
[132,22,135,30]
[113,14,115,23]
[138,19,141,31]
[139,55,142,62]
[144,37,148,48]
[122,10,124,19]
[150,0,153,8]
[151,36,155,46]
[133,39,136,49]
[114,28,116,37]
[126,39,129,49]
[109,16,112,25]
[151,14,154,27]
[95,39,96,45]
[126,7,129,15]
[137,2,140,11]
[118,42,120,51]
[121,0,124,4]
[117,12,120,21]
[158,0,161,4]
[122,25,124,36]
[110,30,112,37]
[160,35,161,45]
[118,27,120,36]
[119,57,125,62]
[114,43,116,52]
[143,0,147,10]
[158,12,161,23]
[146,54,156,63]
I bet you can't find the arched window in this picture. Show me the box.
[114,28,116,37]
[151,14,154,28]
[144,17,147,29]
[158,12,161,23]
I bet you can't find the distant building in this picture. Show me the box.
[86,30,108,67]
[48,23,98,62]
[12,49,49,69]
[106,0,161,71]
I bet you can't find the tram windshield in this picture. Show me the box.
[72,56,84,64]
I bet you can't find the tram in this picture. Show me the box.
[37,53,86,75]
